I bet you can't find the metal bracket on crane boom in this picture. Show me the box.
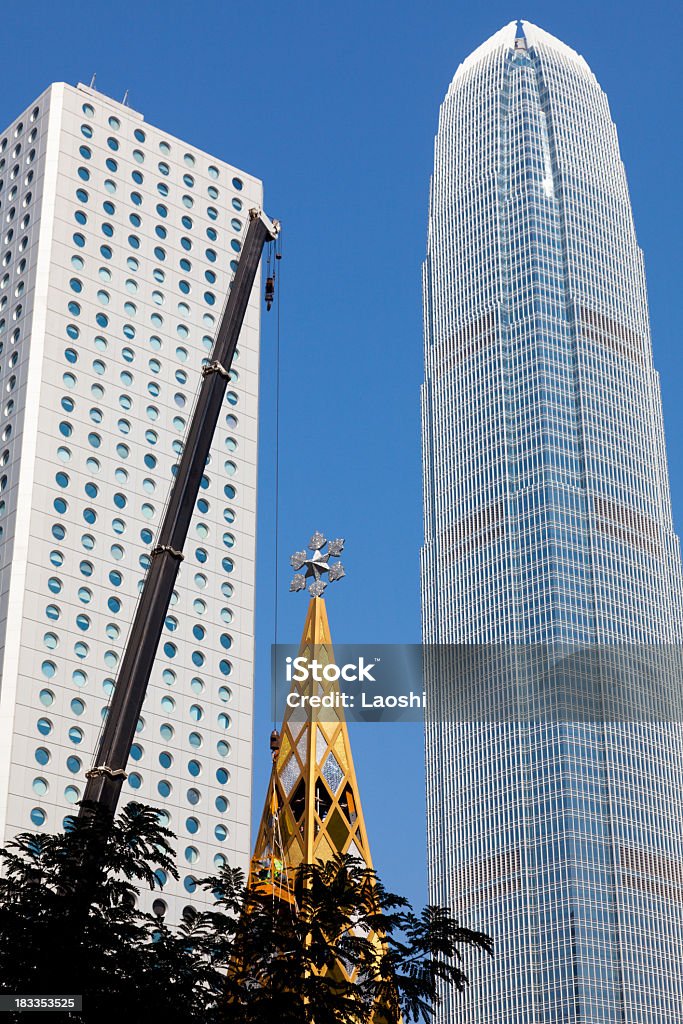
[150,544,184,561]
[201,361,231,380]
[248,207,280,240]
[85,765,128,781]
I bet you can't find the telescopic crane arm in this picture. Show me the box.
[79,208,279,821]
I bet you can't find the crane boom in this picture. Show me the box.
[79,208,279,820]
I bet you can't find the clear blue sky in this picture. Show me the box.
[4,0,682,911]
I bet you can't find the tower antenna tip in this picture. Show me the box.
[514,20,528,50]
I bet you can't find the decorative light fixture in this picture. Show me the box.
[289,532,345,597]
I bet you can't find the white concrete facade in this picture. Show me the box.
[0,82,263,918]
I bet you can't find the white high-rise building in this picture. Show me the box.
[0,82,263,918]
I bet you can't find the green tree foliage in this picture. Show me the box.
[0,803,491,1023]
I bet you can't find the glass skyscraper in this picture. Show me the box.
[422,21,683,1022]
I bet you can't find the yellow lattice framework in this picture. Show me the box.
[250,596,374,901]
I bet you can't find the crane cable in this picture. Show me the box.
[272,234,282,729]
[268,236,298,922]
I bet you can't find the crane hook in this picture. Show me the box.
[265,275,275,311]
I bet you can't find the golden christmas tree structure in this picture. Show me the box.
[249,532,374,902]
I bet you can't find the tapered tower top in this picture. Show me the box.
[449,20,592,91]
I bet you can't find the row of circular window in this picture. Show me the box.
[56,401,241,466]
[39,631,233,677]
[35,697,232,746]
[31,741,233,821]
[31,727,233,807]
[79,103,243,192]
[0,189,33,225]
[74,162,245,218]
[32,736,228,769]
[65,273,225,338]
[37,639,234,700]
[58,253,245,485]
[35,714,233,777]
[47,359,238,672]
[46,497,237,589]
[0,262,30,293]
[0,319,22,471]
[29,796,231,845]
[0,105,40,155]
[0,326,21,356]
[72,207,231,262]
[24,792,221,898]
[0,189,33,312]
[41,610,234,656]
[62,333,233,385]
[0,321,21,537]
[75,139,244,198]
[45,567,236,617]
[2,219,32,251]
[33,690,232,755]
[47,510,238,572]
[31,773,231,814]
[54,417,239,477]
[1,236,31,272]
[62,363,240,422]
[62,325,229,368]
[65,313,222,355]
[69,224,238,316]
[48,492,238,542]
[55,444,237,491]
[1,144,39,199]
[42,577,235,633]
[46,516,236,557]
[68,254,222,301]
[0,164,35,198]
[40,617,235,695]
[2,492,238,549]
[46,501,237,550]
[40,571,235,668]
[75,144,236,218]
[45,555,236,611]
[47,455,238,522]
[50,439,240,510]
[70,249,230,301]
[0,126,39,173]
[72,180,239,242]
[68,273,221,314]
[30,729,233,795]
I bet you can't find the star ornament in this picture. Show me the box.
[289,533,345,597]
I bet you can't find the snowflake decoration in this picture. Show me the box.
[289,533,345,597]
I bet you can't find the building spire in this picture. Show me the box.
[514,19,528,50]
[250,534,373,896]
